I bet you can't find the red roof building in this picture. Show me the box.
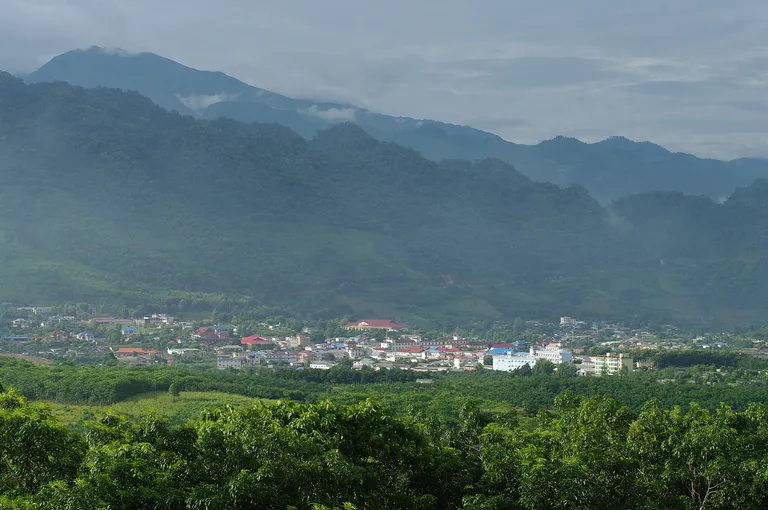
[192,327,229,342]
[241,335,273,346]
[344,319,409,331]
[394,346,427,359]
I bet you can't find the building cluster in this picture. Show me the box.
[214,319,492,371]
[9,308,753,375]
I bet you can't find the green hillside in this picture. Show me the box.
[4,71,768,325]
[0,72,629,322]
[612,184,768,324]
[48,391,258,426]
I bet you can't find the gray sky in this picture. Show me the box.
[3,0,768,159]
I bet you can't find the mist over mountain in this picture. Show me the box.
[5,71,768,324]
[0,72,621,324]
[27,47,768,202]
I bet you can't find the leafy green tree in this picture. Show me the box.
[555,362,579,377]
[168,381,181,401]
[0,389,84,497]
[531,359,555,376]
[512,364,533,377]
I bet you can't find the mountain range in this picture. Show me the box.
[4,70,768,326]
[26,46,768,203]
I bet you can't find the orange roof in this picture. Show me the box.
[115,347,158,355]
[396,346,426,353]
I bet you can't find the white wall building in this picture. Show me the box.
[309,361,336,370]
[381,339,418,350]
[217,355,244,369]
[168,347,203,356]
[492,345,573,372]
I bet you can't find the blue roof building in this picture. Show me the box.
[487,347,518,356]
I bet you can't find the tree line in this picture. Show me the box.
[3,384,768,509]
[4,357,768,420]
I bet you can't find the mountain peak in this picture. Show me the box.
[81,45,140,57]
[25,47,768,203]
[27,47,255,115]
[0,71,19,83]
[595,135,670,156]
[537,135,586,150]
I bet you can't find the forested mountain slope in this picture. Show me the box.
[4,72,768,325]
[612,181,768,323]
[27,47,768,202]
[0,72,631,323]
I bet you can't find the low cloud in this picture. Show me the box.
[3,0,768,158]
[87,46,139,57]
[301,105,357,122]
[445,56,620,88]
[723,100,768,113]
[618,80,732,97]
[175,92,240,113]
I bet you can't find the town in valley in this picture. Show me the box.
[0,304,758,377]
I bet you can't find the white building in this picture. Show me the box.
[309,361,336,370]
[217,355,244,369]
[536,343,574,363]
[576,361,595,376]
[168,347,203,356]
[492,345,573,372]
[381,339,418,350]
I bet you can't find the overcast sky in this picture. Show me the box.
[3,0,768,158]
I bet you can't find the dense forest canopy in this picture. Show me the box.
[3,72,768,325]
[3,384,768,509]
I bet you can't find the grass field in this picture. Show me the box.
[0,353,52,365]
[46,391,260,426]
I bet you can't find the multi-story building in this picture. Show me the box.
[492,345,573,372]
[217,355,244,369]
[287,335,311,347]
[593,353,633,376]
[381,338,418,350]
